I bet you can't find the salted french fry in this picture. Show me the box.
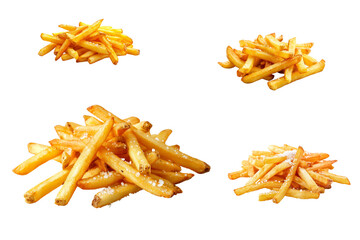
[49,139,85,152]
[78,171,124,189]
[82,166,102,179]
[28,143,49,154]
[123,116,140,125]
[242,55,301,83]
[38,43,57,56]
[92,183,141,208]
[307,170,332,188]
[152,159,182,172]
[74,122,129,137]
[319,171,350,185]
[264,155,287,164]
[97,148,174,198]
[132,128,210,174]
[55,118,114,206]
[144,150,160,164]
[303,54,317,66]
[87,105,126,124]
[151,169,194,184]
[268,60,325,90]
[133,121,152,133]
[297,167,323,193]
[13,147,62,175]
[24,168,71,203]
[102,141,127,155]
[234,181,283,196]
[240,41,293,59]
[273,146,304,204]
[262,161,292,181]
[252,151,274,156]
[259,189,319,201]
[218,61,235,68]
[246,163,276,185]
[306,160,337,171]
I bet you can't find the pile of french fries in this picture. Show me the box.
[219,33,325,90]
[229,145,350,203]
[13,105,210,207]
[38,19,139,65]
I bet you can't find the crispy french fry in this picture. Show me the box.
[13,147,62,175]
[123,116,140,125]
[243,47,283,63]
[259,189,319,201]
[24,168,71,203]
[234,181,283,196]
[307,170,332,188]
[273,146,304,203]
[78,171,124,189]
[50,139,85,152]
[87,105,126,124]
[246,163,276,185]
[218,61,235,68]
[297,167,323,193]
[306,160,337,171]
[133,121,152,133]
[303,54,317,66]
[265,34,286,50]
[152,159,182,172]
[151,170,194,184]
[262,161,292,181]
[239,55,256,74]
[228,169,248,180]
[226,46,245,68]
[319,171,350,185]
[242,55,301,83]
[99,35,118,65]
[40,33,64,45]
[284,37,296,82]
[268,60,325,90]
[132,128,210,174]
[38,43,57,56]
[123,130,150,174]
[97,148,174,198]
[295,48,308,73]
[68,19,103,44]
[55,118,114,206]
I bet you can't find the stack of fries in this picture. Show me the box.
[38,19,139,65]
[13,105,210,207]
[219,33,325,90]
[229,145,350,203]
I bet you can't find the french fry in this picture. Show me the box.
[40,33,64,45]
[295,48,308,73]
[152,159,182,172]
[259,189,319,201]
[24,168,71,203]
[228,169,248,180]
[123,130,151,174]
[151,170,194,184]
[297,167,323,193]
[132,128,210,174]
[55,118,114,206]
[77,171,124,189]
[123,116,140,125]
[319,171,350,185]
[13,147,62,175]
[218,61,235,68]
[82,166,102,179]
[133,121,153,133]
[307,170,332,188]
[38,43,57,56]
[68,19,103,44]
[243,47,283,63]
[265,34,286,50]
[239,55,256,74]
[242,55,301,83]
[87,105,126,124]
[234,181,283,196]
[284,37,296,82]
[262,161,292,181]
[273,146,304,203]
[268,60,325,90]
[306,160,337,171]
[97,148,174,198]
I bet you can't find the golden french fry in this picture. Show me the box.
[268,60,325,90]
[78,171,124,189]
[99,34,118,65]
[259,189,319,201]
[97,148,174,198]
[13,147,62,175]
[218,61,235,68]
[226,46,245,68]
[38,43,57,56]
[273,146,304,204]
[319,171,350,185]
[55,118,114,206]
[234,181,283,196]
[297,167,323,193]
[68,19,103,44]
[123,130,151,174]
[265,34,286,50]
[284,37,296,82]
[242,55,301,83]
[132,128,210,174]
[295,48,308,73]
[152,159,182,172]
[243,47,283,63]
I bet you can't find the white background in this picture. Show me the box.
[1,0,359,239]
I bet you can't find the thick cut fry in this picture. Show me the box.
[242,55,301,83]
[132,128,210,174]
[226,46,245,68]
[295,48,308,73]
[284,37,296,82]
[218,61,235,68]
[268,60,325,90]
[24,168,71,203]
[273,146,304,204]
[97,148,174,198]
[125,47,140,55]
[99,35,118,65]
[239,55,256,74]
[68,19,103,44]
[265,34,286,50]
[303,54,317,66]
[13,147,62,175]
[123,130,150,174]
[243,47,283,63]
[55,118,114,206]
[38,43,57,56]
